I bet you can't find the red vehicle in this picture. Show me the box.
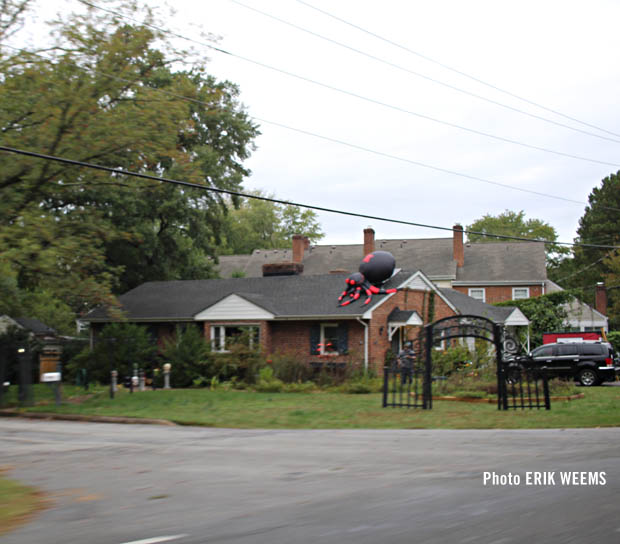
[543,332,604,345]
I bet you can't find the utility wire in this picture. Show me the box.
[3,144,620,250]
[554,249,619,283]
[75,1,620,168]
[295,0,620,140]
[4,43,620,214]
[231,0,620,145]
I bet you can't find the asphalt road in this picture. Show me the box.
[1,418,619,544]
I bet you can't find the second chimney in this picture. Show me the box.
[453,224,464,267]
[292,234,305,263]
[595,282,607,315]
[364,227,375,256]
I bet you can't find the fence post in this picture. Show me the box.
[382,366,388,407]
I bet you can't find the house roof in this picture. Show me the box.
[216,237,547,283]
[545,280,608,327]
[1,316,56,336]
[438,288,527,326]
[85,271,414,322]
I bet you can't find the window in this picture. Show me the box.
[557,344,578,356]
[320,323,340,355]
[310,323,348,356]
[468,288,485,302]
[211,325,259,352]
[532,345,554,357]
[512,287,530,300]
[581,344,604,356]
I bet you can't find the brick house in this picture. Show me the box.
[217,226,607,332]
[84,268,528,374]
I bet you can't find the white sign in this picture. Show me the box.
[42,372,61,382]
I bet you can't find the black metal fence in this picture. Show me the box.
[498,361,551,410]
[382,360,429,409]
[381,315,551,411]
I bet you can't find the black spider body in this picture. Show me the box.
[338,250,399,306]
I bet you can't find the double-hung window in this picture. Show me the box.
[468,288,486,302]
[512,287,530,300]
[211,325,259,352]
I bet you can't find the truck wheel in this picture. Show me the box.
[577,368,599,387]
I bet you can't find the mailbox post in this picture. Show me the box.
[41,371,62,406]
[17,347,33,407]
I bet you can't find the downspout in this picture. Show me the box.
[356,317,369,373]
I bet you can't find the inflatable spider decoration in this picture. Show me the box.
[338,250,399,306]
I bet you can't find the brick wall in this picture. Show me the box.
[366,289,456,373]
[452,284,543,304]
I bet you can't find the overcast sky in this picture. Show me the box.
[18,0,620,247]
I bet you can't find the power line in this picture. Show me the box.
[3,144,620,250]
[75,0,620,169]
[4,43,620,214]
[295,0,620,140]
[231,0,620,145]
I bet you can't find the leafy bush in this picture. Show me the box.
[269,352,313,383]
[159,325,212,388]
[65,322,157,384]
[254,367,284,393]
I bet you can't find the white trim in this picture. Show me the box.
[319,323,340,355]
[468,287,486,302]
[512,287,530,300]
[504,308,530,327]
[194,294,274,320]
[210,323,260,352]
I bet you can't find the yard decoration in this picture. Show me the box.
[338,251,399,306]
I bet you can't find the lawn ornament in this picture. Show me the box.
[338,251,399,306]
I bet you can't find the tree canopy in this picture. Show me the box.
[218,190,324,255]
[0,0,261,332]
[549,171,620,328]
[466,210,566,265]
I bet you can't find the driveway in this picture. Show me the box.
[1,419,619,544]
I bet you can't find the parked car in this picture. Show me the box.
[511,341,618,386]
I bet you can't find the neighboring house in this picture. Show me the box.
[0,315,57,340]
[83,269,528,373]
[545,280,608,333]
[217,226,548,305]
[0,315,62,379]
[217,226,607,333]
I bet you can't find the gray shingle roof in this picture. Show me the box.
[438,288,516,324]
[86,271,412,322]
[215,238,546,283]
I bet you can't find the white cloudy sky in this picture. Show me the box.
[16,0,620,246]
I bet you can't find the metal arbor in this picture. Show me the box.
[383,314,550,410]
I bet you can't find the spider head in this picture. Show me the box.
[345,272,365,286]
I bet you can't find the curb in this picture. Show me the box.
[0,410,177,426]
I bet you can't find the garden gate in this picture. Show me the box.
[383,315,550,410]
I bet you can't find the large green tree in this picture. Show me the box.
[550,171,620,328]
[218,190,324,255]
[0,0,259,329]
[466,210,566,265]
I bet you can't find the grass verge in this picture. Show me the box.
[0,472,46,536]
[5,384,620,429]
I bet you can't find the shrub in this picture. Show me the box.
[65,322,156,384]
[159,325,212,388]
[270,352,313,383]
[254,366,284,393]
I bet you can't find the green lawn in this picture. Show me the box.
[5,384,620,429]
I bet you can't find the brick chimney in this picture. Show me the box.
[453,224,464,267]
[595,282,607,315]
[364,227,375,256]
[292,234,305,263]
